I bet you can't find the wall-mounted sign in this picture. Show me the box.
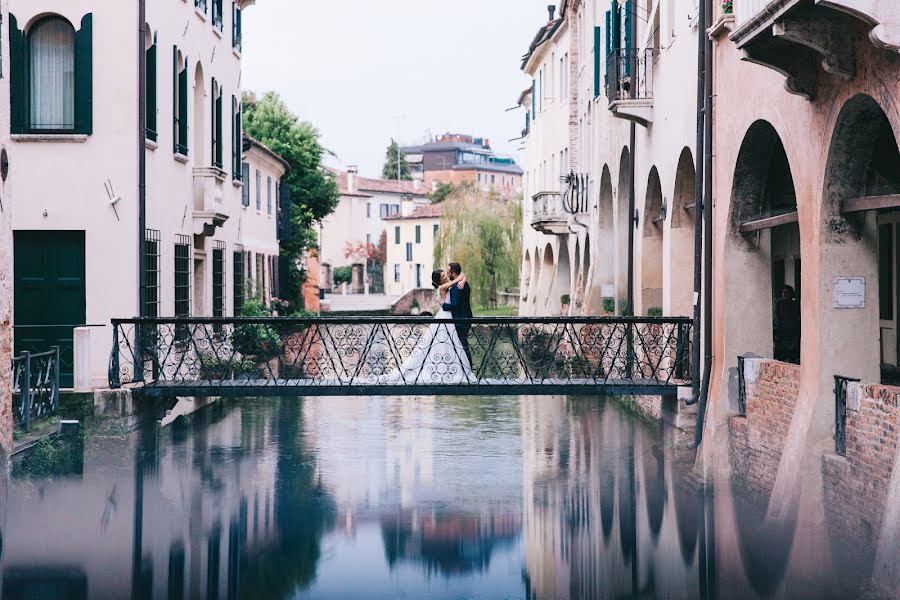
[601,284,615,299]
[834,277,866,309]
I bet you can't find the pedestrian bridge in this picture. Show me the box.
[109,316,694,399]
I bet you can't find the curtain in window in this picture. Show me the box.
[30,19,75,130]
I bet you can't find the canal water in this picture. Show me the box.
[0,396,875,599]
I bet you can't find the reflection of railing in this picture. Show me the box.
[12,347,61,432]
[734,0,768,28]
[606,49,654,103]
[834,374,859,456]
[110,317,694,397]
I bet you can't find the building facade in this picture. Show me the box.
[384,205,442,298]
[0,0,13,456]
[6,0,281,389]
[402,134,524,199]
[318,167,430,291]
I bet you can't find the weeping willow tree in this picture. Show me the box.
[435,183,522,309]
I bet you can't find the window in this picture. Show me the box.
[433,223,439,239]
[233,247,245,315]
[405,243,412,262]
[367,203,371,218]
[174,48,188,155]
[394,264,400,283]
[145,229,160,317]
[174,235,191,340]
[390,204,399,216]
[415,264,422,288]
[395,226,400,244]
[12,15,93,134]
[491,174,496,185]
[255,169,261,210]
[211,79,223,168]
[366,233,372,246]
[415,225,421,244]
[241,163,250,206]
[380,204,388,219]
[212,0,224,30]
[232,97,241,180]
[195,0,208,14]
[213,241,225,323]
[267,176,272,214]
[146,33,157,141]
[232,4,242,51]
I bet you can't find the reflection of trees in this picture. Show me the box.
[239,400,335,598]
[381,511,521,577]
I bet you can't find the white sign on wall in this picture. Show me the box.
[601,284,615,299]
[834,277,866,309]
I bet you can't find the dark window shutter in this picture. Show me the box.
[215,90,223,168]
[9,14,26,134]
[531,79,536,119]
[624,0,633,78]
[605,11,612,88]
[278,182,292,240]
[178,59,189,154]
[242,163,250,206]
[146,38,157,141]
[74,14,93,135]
[611,1,620,50]
[593,26,601,99]
[173,46,178,152]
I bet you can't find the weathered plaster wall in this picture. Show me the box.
[728,360,801,497]
[0,0,13,457]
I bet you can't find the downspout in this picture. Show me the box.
[694,0,714,447]
[627,122,636,316]
[138,0,147,318]
[690,0,706,402]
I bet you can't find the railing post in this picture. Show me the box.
[737,355,746,416]
[22,350,31,433]
[834,375,859,456]
[52,345,61,412]
[625,321,634,380]
[110,323,122,389]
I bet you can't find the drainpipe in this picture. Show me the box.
[138,0,148,318]
[627,123,636,316]
[694,0,714,448]
[690,0,706,401]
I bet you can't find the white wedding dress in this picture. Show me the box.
[372,291,474,385]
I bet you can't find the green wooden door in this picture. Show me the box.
[14,231,86,388]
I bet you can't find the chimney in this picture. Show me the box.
[347,165,358,193]
[548,5,556,21]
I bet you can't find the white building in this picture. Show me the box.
[319,167,430,290]
[384,204,442,297]
[6,0,281,389]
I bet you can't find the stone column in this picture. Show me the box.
[321,263,333,292]
[351,263,365,294]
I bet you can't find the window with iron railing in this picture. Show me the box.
[174,235,191,340]
[145,229,160,317]
[233,247,245,315]
[213,241,225,320]
[232,4,242,52]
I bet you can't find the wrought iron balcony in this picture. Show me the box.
[606,49,654,126]
[730,0,899,99]
[531,191,569,235]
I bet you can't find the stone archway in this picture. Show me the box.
[550,240,572,315]
[724,120,800,364]
[537,243,555,315]
[591,165,615,314]
[521,249,533,315]
[820,94,900,387]
[670,148,696,317]
[616,148,632,314]
[581,233,592,314]
[642,167,664,315]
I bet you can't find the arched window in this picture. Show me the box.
[29,17,76,131]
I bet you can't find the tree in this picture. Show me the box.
[435,183,522,309]
[429,181,455,203]
[382,139,412,181]
[243,91,340,310]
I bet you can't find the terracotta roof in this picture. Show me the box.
[383,204,442,221]
[330,168,429,197]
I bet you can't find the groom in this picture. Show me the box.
[441,262,474,367]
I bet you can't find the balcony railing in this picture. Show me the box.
[606,49,654,103]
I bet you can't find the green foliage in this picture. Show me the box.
[429,181,455,203]
[232,297,281,359]
[619,299,630,315]
[647,306,663,317]
[435,183,522,309]
[12,436,83,479]
[200,354,257,380]
[333,266,352,285]
[290,309,320,318]
[602,298,616,314]
[561,294,571,306]
[242,91,339,310]
[382,138,412,181]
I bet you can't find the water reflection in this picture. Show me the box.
[0,396,881,599]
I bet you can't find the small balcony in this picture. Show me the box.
[730,0,899,100]
[531,192,569,235]
[193,167,230,237]
[606,49,654,127]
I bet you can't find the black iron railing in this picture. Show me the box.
[606,48,654,103]
[12,347,61,432]
[562,172,590,215]
[834,375,860,456]
[737,355,747,416]
[109,317,693,398]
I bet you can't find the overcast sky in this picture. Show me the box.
[241,0,551,178]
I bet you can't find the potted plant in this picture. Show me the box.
[561,294,571,311]
[721,0,733,14]
[603,298,616,315]
[410,298,421,316]
[647,306,663,317]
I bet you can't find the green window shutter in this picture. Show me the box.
[173,46,178,152]
[210,79,217,165]
[178,58,189,155]
[9,14,26,134]
[593,26,601,99]
[74,14,93,135]
[605,11,612,87]
[146,39,157,141]
[624,1,633,77]
[611,1,620,50]
[215,89,223,168]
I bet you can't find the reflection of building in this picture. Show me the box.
[402,134,523,199]
[383,205,442,297]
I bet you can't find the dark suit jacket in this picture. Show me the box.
[442,282,473,319]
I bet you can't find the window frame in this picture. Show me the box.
[25,16,77,134]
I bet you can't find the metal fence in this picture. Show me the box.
[12,346,61,432]
[737,355,747,416]
[606,48,654,103]
[109,317,694,398]
[834,375,860,456]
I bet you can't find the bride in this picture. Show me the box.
[373,269,474,385]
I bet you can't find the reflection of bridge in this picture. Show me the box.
[109,317,693,398]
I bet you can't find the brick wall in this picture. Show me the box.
[303,250,321,313]
[728,359,801,496]
[822,382,900,550]
[391,289,439,316]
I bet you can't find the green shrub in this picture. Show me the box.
[233,299,281,359]
[561,294,571,306]
[647,306,663,317]
[602,298,615,314]
[200,354,257,380]
[333,266,352,285]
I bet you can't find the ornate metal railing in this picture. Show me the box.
[834,374,859,456]
[12,347,61,432]
[562,172,590,215]
[737,355,747,416]
[606,48,654,103]
[109,317,693,398]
